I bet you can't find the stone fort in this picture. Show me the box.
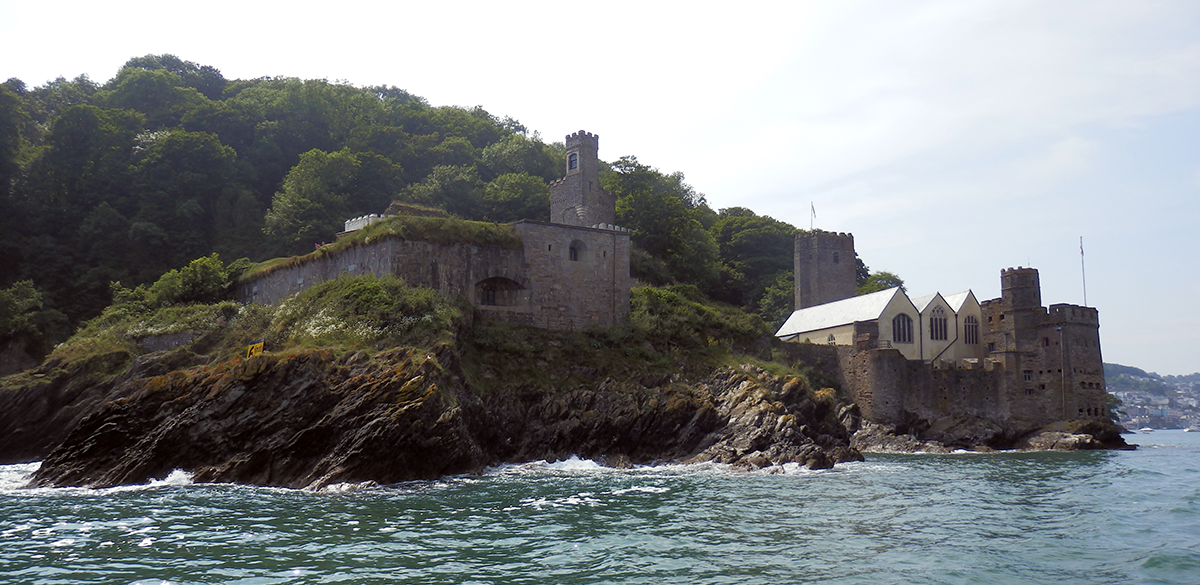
[236,131,631,331]
[777,231,1109,435]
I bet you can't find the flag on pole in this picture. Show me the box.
[810,202,816,230]
[1080,236,1088,307]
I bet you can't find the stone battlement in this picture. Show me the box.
[565,130,599,149]
[797,231,855,250]
[1048,303,1099,323]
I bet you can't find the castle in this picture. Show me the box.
[235,130,1108,435]
[776,231,1109,431]
[237,131,632,331]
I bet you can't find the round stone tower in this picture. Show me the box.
[1000,267,1042,310]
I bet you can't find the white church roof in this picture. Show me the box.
[910,292,939,312]
[775,288,904,339]
[942,290,975,311]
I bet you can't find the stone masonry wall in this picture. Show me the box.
[236,226,630,332]
[514,221,630,330]
[235,238,527,313]
[794,231,857,310]
[236,240,399,306]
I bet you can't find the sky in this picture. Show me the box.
[2,0,1198,375]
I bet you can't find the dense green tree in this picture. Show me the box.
[263,148,403,250]
[123,54,227,100]
[398,164,483,219]
[0,86,24,194]
[616,188,718,286]
[95,68,209,129]
[0,280,68,358]
[480,133,561,182]
[857,270,905,295]
[431,135,478,167]
[129,130,241,270]
[146,253,232,307]
[22,75,98,138]
[709,209,796,308]
[181,99,264,156]
[603,155,706,209]
[481,173,549,223]
[758,272,795,327]
[606,156,718,287]
[18,105,143,221]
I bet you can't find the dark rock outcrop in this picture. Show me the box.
[9,346,861,489]
[849,415,1133,453]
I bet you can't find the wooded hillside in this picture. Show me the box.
[0,54,897,361]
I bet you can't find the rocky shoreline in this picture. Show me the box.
[847,418,1133,454]
[3,345,862,490]
[1,334,1131,489]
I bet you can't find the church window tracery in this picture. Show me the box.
[930,307,948,341]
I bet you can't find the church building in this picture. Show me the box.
[775,230,1109,426]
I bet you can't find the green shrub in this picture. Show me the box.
[270,274,461,349]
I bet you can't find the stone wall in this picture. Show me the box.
[236,224,630,332]
[513,221,630,330]
[235,238,527,311]
[236,241,401,306]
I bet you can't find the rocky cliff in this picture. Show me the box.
[2,295,861,489]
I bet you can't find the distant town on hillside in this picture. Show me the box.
[1106,364,1200,429]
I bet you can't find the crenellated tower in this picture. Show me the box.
[980,267,1108,424]
[794,231,857,309]
[549,131,616,227]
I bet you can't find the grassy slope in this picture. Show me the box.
[11,276,828,401]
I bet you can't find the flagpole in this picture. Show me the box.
[1080,236,1087,306]
[810,202,815,231]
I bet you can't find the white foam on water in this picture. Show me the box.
[545,455,605,471]
[608,485,669,495]
[518,491,605,510]
[149,469,193,486]
[0,462,40,491]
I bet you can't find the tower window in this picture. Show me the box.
[833,252,840,264]
[569,247,578,261]
[964,315,979,345]
[892,313,913,344]
[568,153,579,171]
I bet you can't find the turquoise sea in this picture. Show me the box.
[2,430,1199,584]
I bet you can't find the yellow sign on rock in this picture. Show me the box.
[246,339,265,358]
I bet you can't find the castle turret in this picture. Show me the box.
[1000,267,1042,310]
[794,231,857,309]
[549,131,615,227]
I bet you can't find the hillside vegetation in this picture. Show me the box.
[2,271,861,487]
[0,55,900,367]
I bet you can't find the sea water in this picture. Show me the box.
[2,431,1199,584]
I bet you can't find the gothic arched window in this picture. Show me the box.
[892,313,913,344]
[964,315,979,345]
[930,306,948,341]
